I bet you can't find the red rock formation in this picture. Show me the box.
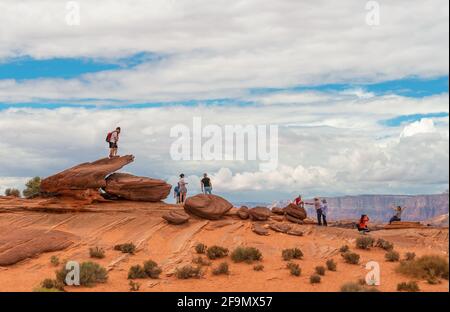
[163,210,190,225]
[184,194,233,220]
[284,203,307,220]
[248,207,272,221]
[104,173,171,202]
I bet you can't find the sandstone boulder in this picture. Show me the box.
[269,222,292,233]
[104,173,171,202]
[271,207,285,215]
[184,194,233,220]
[237,206,249,220]
[162,210,190,225]
[252,223,269,236]
[284,203,307,220]
[286,214,304,224]
[248,207,272,221]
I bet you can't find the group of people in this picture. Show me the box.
[105,127,408,229]
[174,173,213,204]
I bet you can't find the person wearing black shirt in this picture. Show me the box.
[201,173,212,194]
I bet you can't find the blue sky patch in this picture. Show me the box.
[382,112,449,127]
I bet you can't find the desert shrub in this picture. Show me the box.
[23,177,41,198]
[114,243,136,254]
[253,264,264,271]
[315,266,326,276]
[404,252,416,261]
[206,245,229,260]
[310,274,321,284]
[376,238,394,251]
[33,287,63,292]
[339,245,349,253]
[358,278,366,285]
[40,278,63,291]
[396,255,449,280]
[143,260,162,279]
[195,243,207,254]
[129,280,140,291]
[340,282,364,292]
[128,265,146,279]
[175,265,202,279]
[5,188,20,197]
[397,281,420,292]
[231,246,262,263]
[50,255,60,266]
[89,247,105,259]
[427,275,441,285]
[192,256,211,266]
[385,250,400,262]
[326,259,337,271]
[282,248,303,261]
[78,262,108,286]
[286,262,301,276]
[342,252,360,264]
[355,236,374,250]
[212,262,229,275]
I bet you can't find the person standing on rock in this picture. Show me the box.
[178,174,188,204]
[201,173,212,194]
[294,195,304,209]
[107,127,121,158]
[320,199,328,226]
[306,197,323,226]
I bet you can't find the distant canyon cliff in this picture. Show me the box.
[307,194,449,222]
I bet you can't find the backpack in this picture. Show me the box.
[106,132,112,142]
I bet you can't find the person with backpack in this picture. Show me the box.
[174,185,181,204]
[106,127,121,158]
[178,174,188,204]
[201,173,212,194]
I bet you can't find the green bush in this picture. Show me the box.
[282,248,303,261]
[310,274,321,284]
[286,262,301,276]
[175,265,202,279]
[50,255,60,267]
[231,246,262,263]
[385,250,400,262]
[326,259,337,271]
[206,246,229,260]
[397,281,420,292]
[376,238,394,251]
[315,266,326,276]
[342,252,360,264]
[397,255,449,280]
[195,243,207,254]
[129,280,140,291]
[23,177,41,198]
[340,282,380,292]
[339,245,349,253]
[40,278,63,291]
[56,261,108,287]
[4,188,20,197]
[355,236,374,250]
[89,247,105,259]
[192,256,211,266]
[253,264,264,271]
[404,252,416,261]
[143,260,162,279]
[128,265,147,279]
[212,262,229,275]
[114,243,136,254]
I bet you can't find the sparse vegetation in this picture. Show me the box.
[339,245,349,253]
[192,256,211,266]
[397,281,420,292]
[175,265,202,279]
[282,248,303,261]
[286,262,301,276]
[326,259,337,271]
[340,282,380,292]
[231,246,262,263]
[212,262,229,275]
[128,265,147,279]
[376,238,394,251]
[385,250,400,262]
[396,255,449,281]
[56,261,108,287]
[315,266,326,276]
[206,245,229,260]
[89,247,105,259]
[40,278,64,291]
[195,243,207,254]
[114,243,136,254]
[355,236,374,250]
[253,264,264,271]
[23,177,41,198]
[404,252,416,261]
[342,251,360,264]
[143,260,162,279]
[129,280,140,291]
[310,274,321,284]
[4,188,20,197]
[50,255,60,266]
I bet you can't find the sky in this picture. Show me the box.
[0,0,448,203]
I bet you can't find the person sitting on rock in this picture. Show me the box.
[201,173,212,194]
[357,214,370,233]
[306,197,323,226]
[178,174,188,204]
[389,205,406,224]
[107,127,121,158]
[320,199,328,226]
[294,195,304,209]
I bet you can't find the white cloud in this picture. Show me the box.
[400,118,437,137]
